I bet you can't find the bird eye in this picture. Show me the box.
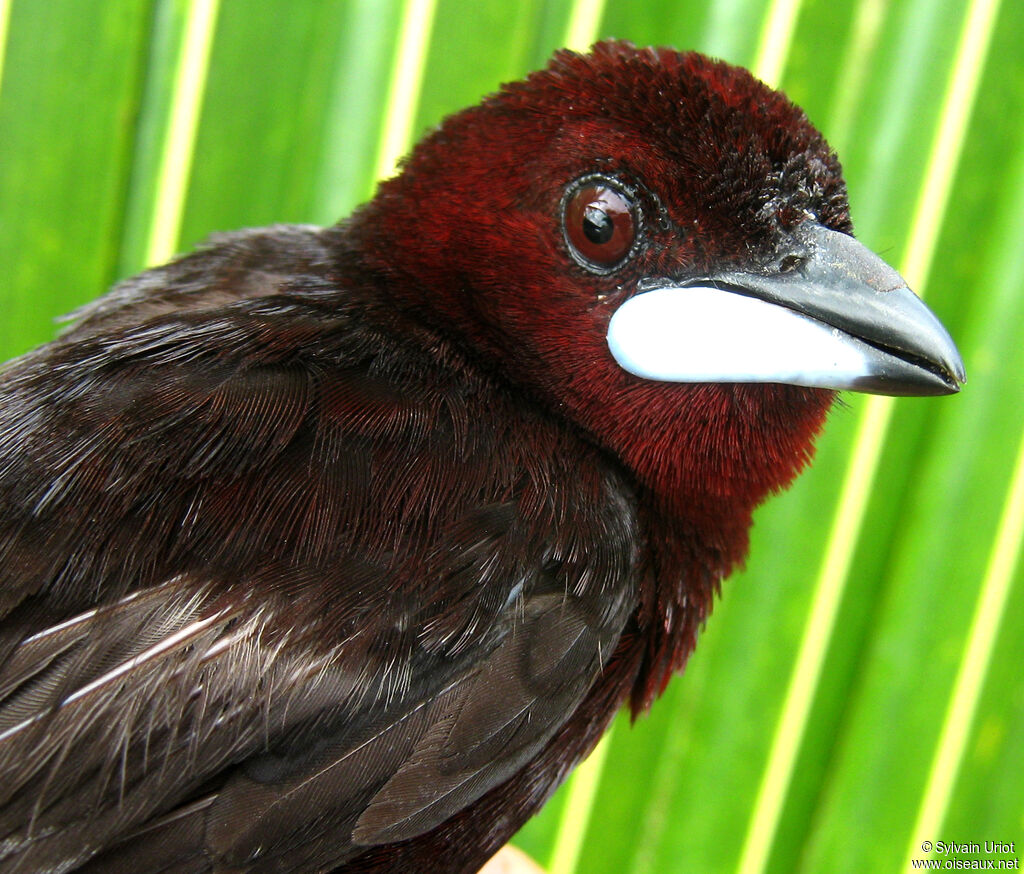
[562,177,638,272]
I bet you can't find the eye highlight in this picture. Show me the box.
[562,177,639,272]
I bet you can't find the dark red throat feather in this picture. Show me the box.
[0,40,961,873]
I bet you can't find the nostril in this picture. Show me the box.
[778,254,806,273]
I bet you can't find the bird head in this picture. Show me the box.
[352,41,964,531]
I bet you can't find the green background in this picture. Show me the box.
[0,1,1021,872]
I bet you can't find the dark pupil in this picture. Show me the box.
[582,205,613,244]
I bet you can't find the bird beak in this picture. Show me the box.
[606,223,965,396]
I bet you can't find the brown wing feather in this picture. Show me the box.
[0,227,642,872]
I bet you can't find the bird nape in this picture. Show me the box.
[0,40,962,874]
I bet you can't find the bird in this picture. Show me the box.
[0,40,964,873]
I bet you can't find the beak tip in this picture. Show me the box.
[944,351,967,392]
[931,356,966,395]
[934,365,965,396]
